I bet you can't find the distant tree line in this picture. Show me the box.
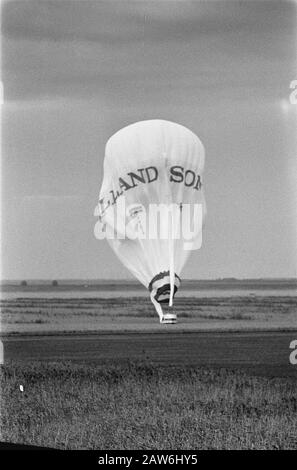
[20,280,59,286]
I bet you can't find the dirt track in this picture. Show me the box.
[2,330,297,377]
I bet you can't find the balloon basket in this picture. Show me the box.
[160,313,177,324]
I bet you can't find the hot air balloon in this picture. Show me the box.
[94,120,206,323]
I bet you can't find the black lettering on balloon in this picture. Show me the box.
[194,175,202,190]
[184,170,195,187]
[128,168,146,188]
[145,166,158,183]
[170,166,184,183]
[98,197,111,215]
[110,189,123,204]
[118,177,132,191]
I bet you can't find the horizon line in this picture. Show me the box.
[1,277,296,283]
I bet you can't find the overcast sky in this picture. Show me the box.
[2,0,297,280]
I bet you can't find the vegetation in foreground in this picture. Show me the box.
[1,362,296,449]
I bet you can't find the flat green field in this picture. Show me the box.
[1,361,296,449]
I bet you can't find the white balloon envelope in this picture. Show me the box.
[94,120,206,323]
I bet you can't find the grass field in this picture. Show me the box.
[1,295,297,333]
[1,361,296,449]
[1,285,296,449]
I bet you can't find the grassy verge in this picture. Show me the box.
[1,361,296,449]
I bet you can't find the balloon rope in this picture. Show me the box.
[169,211,175,307]
[163,150,175,308]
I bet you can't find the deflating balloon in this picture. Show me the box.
[94,120,206,323]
